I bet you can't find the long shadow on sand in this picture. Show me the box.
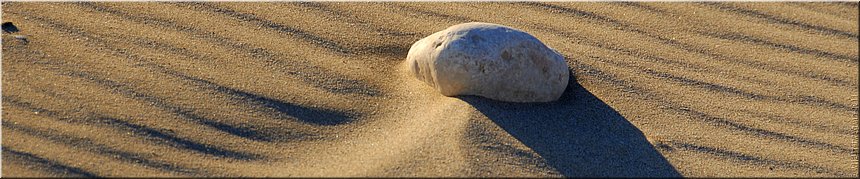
[460,73,682,177]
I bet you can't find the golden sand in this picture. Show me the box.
[2,2,858,177]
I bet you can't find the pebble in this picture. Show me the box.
[405,22,570,102]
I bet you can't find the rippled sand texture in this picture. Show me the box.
[2,2,858,177]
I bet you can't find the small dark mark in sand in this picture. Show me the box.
[3,21,20,33]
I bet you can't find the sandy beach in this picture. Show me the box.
[2,2,858,177]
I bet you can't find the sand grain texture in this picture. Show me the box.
[2,2,858,177]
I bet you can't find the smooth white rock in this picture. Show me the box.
[405,22,569,102]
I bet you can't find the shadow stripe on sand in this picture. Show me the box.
[697,30,859,64]
[93,33,360,126]
[571,59,857,155]
[289,2,416,58]
[291,2,419,38]
[8,10,358,141]
[2,148,100,177]
[145,64,359,126]
[668,141,846,176]
[587,55,858,114]
[700,2,859,39]
[539,27,855,102]
[386,3,475,23]
[614,2,672,14]
[738,109,857,136]
[4,11,319,144]
[518,2,857,87]
[2,120,205,176]
[171,2,351,54]
[72,2,383,97]
[3,96,260,161]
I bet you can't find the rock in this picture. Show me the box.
[405,22,569,102]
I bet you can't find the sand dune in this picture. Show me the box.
[2,2,858,177]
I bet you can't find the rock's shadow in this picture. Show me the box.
[459,72,682,177]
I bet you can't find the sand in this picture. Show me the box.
[1,2,858,177]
